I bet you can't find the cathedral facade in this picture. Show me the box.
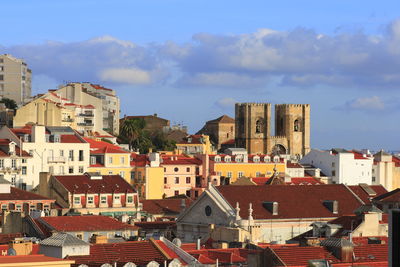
[235,103,310,156]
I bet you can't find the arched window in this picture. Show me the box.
[256,119,263,133]
[294,119,300,132]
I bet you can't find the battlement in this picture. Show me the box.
[269,135,286,139]
[235,103,272,107]
[275,104,310,108]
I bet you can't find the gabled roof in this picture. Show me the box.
[66,240,175,266]
[161,155,202,165]
[216,184,364,220]
[206,115,235,124]
[141,199,192,215]
[373,188,400,203]
[38,216,137,232]
[84,138,129,154]
[52,174,135,194]
[347,185,388,204]
[0,139,31,157]
[40,233,89,247]
[177,134,206,145]
[0,187,54,201]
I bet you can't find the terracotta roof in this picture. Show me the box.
[209,154,284,163]
[250,177,322,186]
[134,221,176,230]
[0,187,53,201]
[0,255,73,264]
[352,150,371,160]
[373,188,400,203]
[0,139,31,157]
[60,134,85,143]
[53,174,135,194]
[90,84,113,91]
[328,214,363,237]
[66,241,173,266]
[347,185,388,204]
[161,155,202,165]
[206,115,235,124]
[84,138,129,154]
[0,233,22,244]
[130,153,149,167]
[177,134,206,145]
[38,215,137,232]
[185,248,250,264]
[392,156,400,167]
[287,161,303,168]
[141,199,192,215]
[216,184,364,219]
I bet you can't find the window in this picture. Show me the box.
[214,156,221,162]
[186,190,191,197]
[1,204,7,211]
[131,171,135,180]
[164,177,167,184]
[175,177,179,184]
[113,195,120,203]
[0,75,3,81]
[372,176,376,182]
[253,157,260,163]
[224,157,231,163]
[256,172,261,177]
[256,119,262,133]
[186,167,190,172]
[69,150,74,161]
[174,167,179,172]
[119,171,125,178]
[108,157,113,164]
[59,150,64,157]
[87,196,94,204]
[294,119,300,132]
[79,166,84,173]
[100,196,107,204]
[59,166,64,174]
[127,195,133,203]
[164,167,166,172]
[69,166,74,174]
[121,157,125,164]
[332,170,336,176]
[0,159,4,168]
[174,190,179,196]
[22,166,27,175]
[227,172,232,178]
[185,177,190,184]
[74,196,81,205]
[217,171,222,176]
[331,162,335,168]
[11,159,16,168]
[108,171,113,175]
[16,204,22,211]
[79,150,84,161]
[90,156,96,165]
[29,150,33,156]
[22,159,27,164]
[76,234,83,240]
[238,171,244,178]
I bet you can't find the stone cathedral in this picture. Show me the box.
[235,103,310,156]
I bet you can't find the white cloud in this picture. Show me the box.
[343,96,385,111]
[215,97,237,109]
[100,68,151,85]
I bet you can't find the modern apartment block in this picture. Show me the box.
[0,54,32,106]
[14,82,120,136]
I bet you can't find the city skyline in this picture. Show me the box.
[1,0,399,150]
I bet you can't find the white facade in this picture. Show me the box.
[300,149,373,185]
[0,125,90,188]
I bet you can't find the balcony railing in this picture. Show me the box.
[77,122,94,126]
[47,156,66,163]
[62,118,74,122]
[79,113,94,117]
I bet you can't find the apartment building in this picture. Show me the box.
[14,82,120,136]
[0,125,89,188]
[0,54,32,106]
[301,149,373,185]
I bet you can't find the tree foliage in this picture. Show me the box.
[0,98,17,110]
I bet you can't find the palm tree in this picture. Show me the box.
[119,118,146,151]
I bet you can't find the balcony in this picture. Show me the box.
[62,118,74,122]
[79,113,94,117]
[77,122,94,127]
[47,156,66,163]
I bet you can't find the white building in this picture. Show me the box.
[300,149,373,185]
[0,125,90,189]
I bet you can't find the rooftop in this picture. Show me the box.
[0,187,54,201]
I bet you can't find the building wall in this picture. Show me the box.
[163,164,197,197]
[14,99,64,128]
[40,244,90,259]
[0,54,31,106]
[89,153,131,181]
[145,167,164,199]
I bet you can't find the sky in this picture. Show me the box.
[1,0,399,151]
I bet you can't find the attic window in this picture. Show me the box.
[253,156,260,163]
[224,157,231,163]
[264,156,271,162]
[214,156,221,162]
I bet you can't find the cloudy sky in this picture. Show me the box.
[1,0,399,150]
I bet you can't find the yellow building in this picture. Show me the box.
[176,134,214,155]
[208,154,286,183]
[130,153,164,199]
[84,138,132,182]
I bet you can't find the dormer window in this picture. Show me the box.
[253,156,260,163]
[54,134,60,143]
[264,156,271,162]
[235,156,242,163]
[224,156,231,163]
[188,138,192,143]
[273,156,280,163]
[23,134,30,142]
[214,156,221,162]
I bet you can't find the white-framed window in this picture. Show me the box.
[74,196,81,205]
[11,159,16,168]
[121,157,125,164]
[119,171,125,178]
[11,175,16,186]
[253,156,260,163]
[90,156,96,165]
[100,195,107,204]
[79,166,84,173]
[264,156,271,162]
[217,171,222,176]
[22,159,27,164]
[224,156,231,162]
[1,204,7,211]
[214,156,221,162]
[127,195,133,203]
[235,157,242,162]
[22,166,27,175]
[108,157,113,164]
[0,159,5,168]
[108,171,113,175]
[238,171,244,178]
[175,177,179,184]
[113,195,120,203]
[68,166,74,174]
[59,150,64,157]
[227,172,232,178]
[69,150,74,161]
[16,204,22,211]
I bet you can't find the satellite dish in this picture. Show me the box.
[172,238,182,247]
[7,248,16,256]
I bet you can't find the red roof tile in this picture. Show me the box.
[60,134,85,143]
[130,153,149,167]
[373,188,400,203]
[90,84,113,91]
[141,199,192,215]
[67,241,172,266]
[0,187,53,201]
[53,174,135,194]
[161,155,202,165]
[348,185,388,204]
[0,255,72,264]
[216,185,364,219]
[39,215,137,232]
[84,138,128,154]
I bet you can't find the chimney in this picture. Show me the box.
[263,201,278,215]
[323,200,338,214]
[31,125,45,143]
[90,234,108,244]
[39,172,51,197]
[196,239,201,250]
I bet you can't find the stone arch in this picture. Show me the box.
[255,118,263,133]
[272,144,287,155]
[294,118,300,132]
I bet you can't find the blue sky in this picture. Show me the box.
[1,0,399,150]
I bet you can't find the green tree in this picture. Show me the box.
[119,118,146,151]
[0,98,17,110]
[152,131,176,151]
